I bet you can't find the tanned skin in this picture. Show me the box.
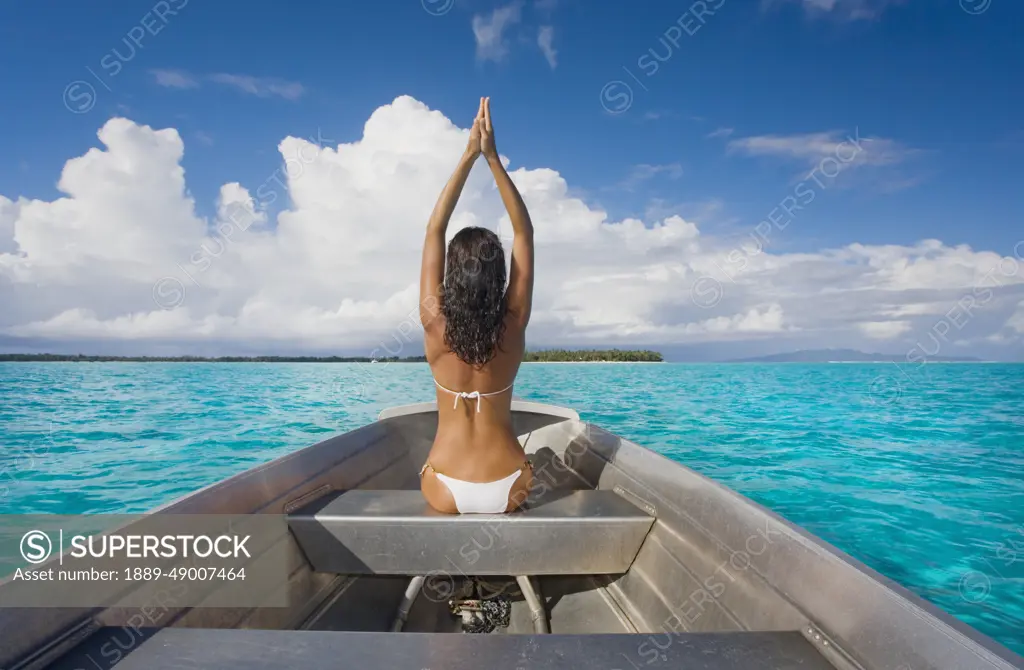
[419,97,536,513]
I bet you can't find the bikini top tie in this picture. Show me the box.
[433,379,514,412]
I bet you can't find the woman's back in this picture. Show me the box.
[425,313,525,483]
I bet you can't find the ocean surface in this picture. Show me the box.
[1,361,1022,653]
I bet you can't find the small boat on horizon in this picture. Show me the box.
[1,400,1020,670]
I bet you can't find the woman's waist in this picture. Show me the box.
[433,422,519,448]
[433,411,515,437]
[431,423,524,463]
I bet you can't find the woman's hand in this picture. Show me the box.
[465,97,485,158]
[481,97,497,161]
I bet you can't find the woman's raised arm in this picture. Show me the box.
[481,98,534,328]
[419,99,485,329]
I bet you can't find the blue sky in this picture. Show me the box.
[0,0,1022,358]
[2,0,1021,252]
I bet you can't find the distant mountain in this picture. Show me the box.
[726,348,982,363]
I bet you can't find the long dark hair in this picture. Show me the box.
[441,227,508,366]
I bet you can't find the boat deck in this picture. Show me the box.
[51,629,835,670]
[42,481,839,669]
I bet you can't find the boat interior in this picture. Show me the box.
[1,401,1021,669]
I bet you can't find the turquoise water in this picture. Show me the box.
[1,362,1022,653]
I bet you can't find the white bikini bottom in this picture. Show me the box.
[420,462,530,514]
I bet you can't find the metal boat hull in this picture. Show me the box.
[1,400,1020,670]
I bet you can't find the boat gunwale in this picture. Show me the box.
[559,419,1024,670]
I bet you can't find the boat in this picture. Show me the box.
[1,399,1021,669]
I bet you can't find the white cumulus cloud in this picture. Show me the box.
[858,320,912,340]
[0,96,1022,358]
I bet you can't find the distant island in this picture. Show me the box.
[523,349,663,362]
[0,349,664,363]
[727,348,982,363]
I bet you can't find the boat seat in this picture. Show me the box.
[53,629,835,670]
[287,489,655,575]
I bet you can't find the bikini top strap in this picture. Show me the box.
[433,379,515,413]
[481,381,515,397]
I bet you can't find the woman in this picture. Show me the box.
[418,97,535,514]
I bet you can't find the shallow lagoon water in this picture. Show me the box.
[1,361,1021,653]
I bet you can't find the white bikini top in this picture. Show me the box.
[433,379,514,413]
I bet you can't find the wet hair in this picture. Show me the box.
[441,227,508,366]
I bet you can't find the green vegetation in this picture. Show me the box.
[523,349,663,362]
